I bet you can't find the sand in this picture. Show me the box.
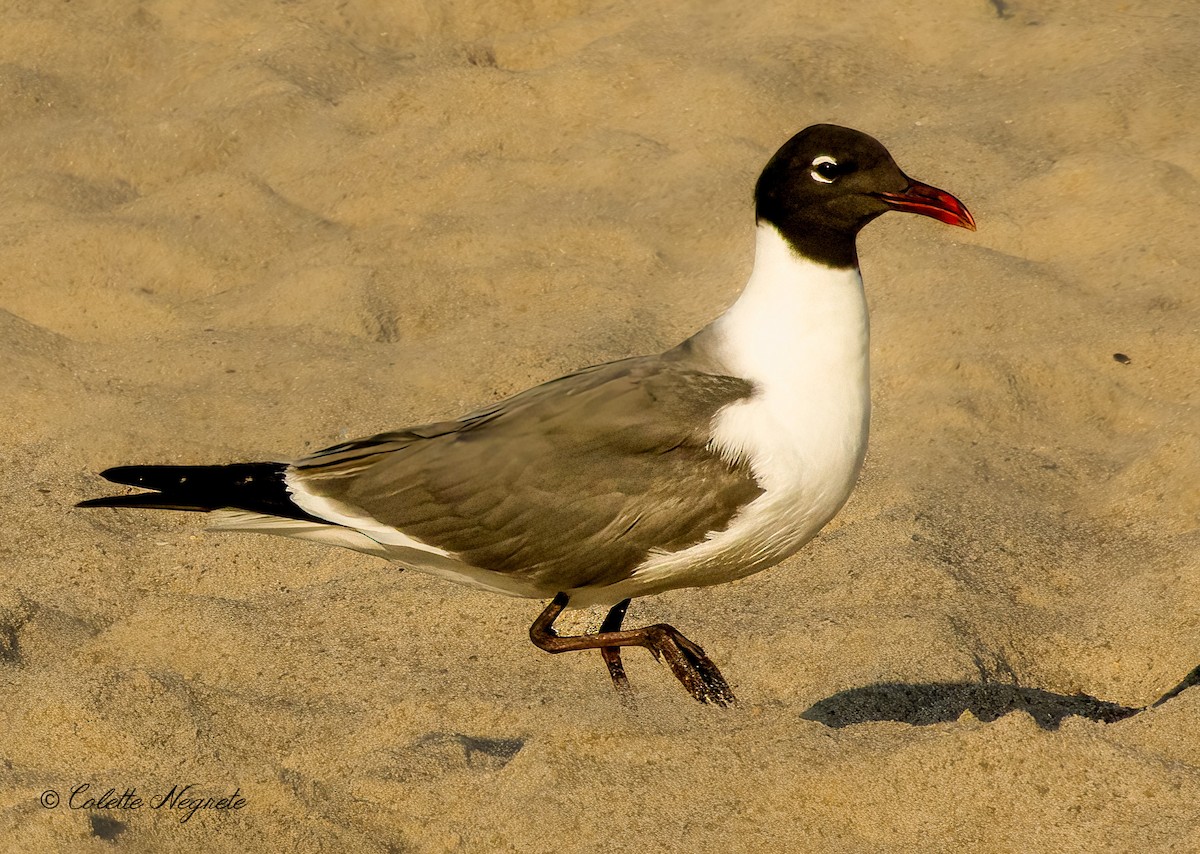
[1,0,1198,850]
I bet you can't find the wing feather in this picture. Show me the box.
[291,354,763,591]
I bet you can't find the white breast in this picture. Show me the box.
[708,223,871,505]
[575,224,871,606]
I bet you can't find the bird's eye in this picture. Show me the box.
[810,155,850,184]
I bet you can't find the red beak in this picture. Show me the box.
[876,180,976,231]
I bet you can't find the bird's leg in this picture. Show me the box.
[599,598,632,695]
[529,593,736,706]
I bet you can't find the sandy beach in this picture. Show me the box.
[2,0,1198,850]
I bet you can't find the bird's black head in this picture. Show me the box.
[754,124,975,269]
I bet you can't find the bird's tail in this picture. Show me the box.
[77,462,320,522]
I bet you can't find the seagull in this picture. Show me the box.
[79,124,974,706]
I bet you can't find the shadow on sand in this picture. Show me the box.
[801,663,1200,731]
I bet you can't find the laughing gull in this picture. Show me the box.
[79,124,974,706]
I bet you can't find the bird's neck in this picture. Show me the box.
[706,222,870,393]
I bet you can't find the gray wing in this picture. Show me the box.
[290,353,762,591]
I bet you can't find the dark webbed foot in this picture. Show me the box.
[530,593,737,706]
[641,623,736,706]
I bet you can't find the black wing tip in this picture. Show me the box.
[81,465,222,512]
[79,462,321,522]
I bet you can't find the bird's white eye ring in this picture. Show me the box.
[810,155,838,184]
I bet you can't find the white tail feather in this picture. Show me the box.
[207,510,394,558]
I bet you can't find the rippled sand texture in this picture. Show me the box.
[2,1,1198,851]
